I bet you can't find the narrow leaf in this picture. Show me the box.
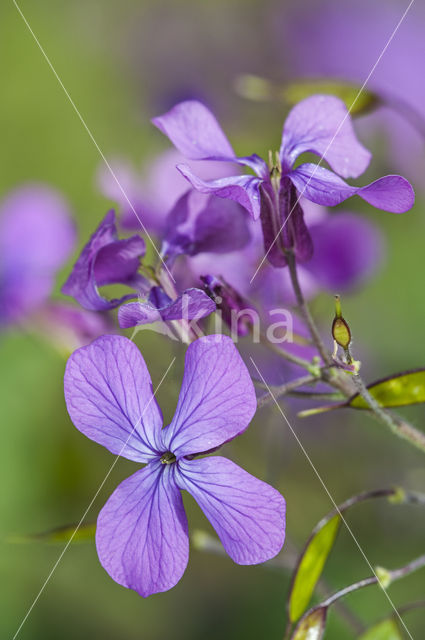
[299,369,425,417]
[235,74,380,116]
[291,607,328,640]
[349,369,425,409]
[289,515,341,623]
[358,618,403,640]
[284,80,379,115]
[12,522,96,544]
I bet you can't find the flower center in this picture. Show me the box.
[160,451,176,465]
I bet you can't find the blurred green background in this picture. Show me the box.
[1,1,424,638]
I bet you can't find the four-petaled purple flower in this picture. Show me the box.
[152,95,415,267]
[64,334,286,597]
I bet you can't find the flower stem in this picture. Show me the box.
[286,251,332,366]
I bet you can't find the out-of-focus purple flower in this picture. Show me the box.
[64,334,286,597]
[276,0,425,182]
[34,302,117,355]
[118,285,216,328]
[153,97,414,267]
[62,210,146,311]
[0,184,75,327]
[255,200,384,304]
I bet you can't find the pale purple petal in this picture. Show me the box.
[176,456,286,564]
[163,190,251,258]
[118,288,216,328]
[62,211,146,311]
[34,302,117,353]
[162,335,256,457]
[308,212,384,290]
[64,335,163,462]
[288,164,415,213]
[96,461,189,597]
[152,100,236,161]
[280,95,371,178]
[177,164,263,219]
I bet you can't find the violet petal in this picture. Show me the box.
[96,461,189,597]
[161,335,257,457]
[177,164,263,219]
[288,164,415,212]
[62,211,146,311]
[152,100,236,161]
[64,335,163,462]
[118,288,216,328]
[280,95,371,178]
[176,456,286,564]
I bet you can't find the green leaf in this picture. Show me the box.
[11,522,96,544]
[235,74,380,117]
[358,618,403,640]
[291,607,328,640]
[288,514,341,623]
[284,80,379,115]
[349,369,425,409]
[299,369,425,417]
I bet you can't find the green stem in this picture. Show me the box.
[352,373,425,454]
[286,251,332,366]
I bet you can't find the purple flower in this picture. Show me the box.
[64,334,286,597]
[62,210,147,311]
[153,97,414,267]
[0,184,76,327]
[118,286,216,328]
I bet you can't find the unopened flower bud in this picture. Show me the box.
[201,275,257,337]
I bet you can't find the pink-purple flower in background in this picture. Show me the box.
[64,334,286,597]
[0,184,76,327]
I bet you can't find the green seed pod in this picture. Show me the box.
[332,295,351,349]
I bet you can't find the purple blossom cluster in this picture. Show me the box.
[1,93,415,599]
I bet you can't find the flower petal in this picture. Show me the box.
[177,164,263,219]
[96,461,189,597]
[308,212,384,291]
[288,163,415,213]
[62,211,146,311]
[162,190,252,259]
[152,100,236,161]
[280,95,371,178]
[64,335,163,462]
[176,456,286,564]
[162,335,256,457]
[118,288,216,328]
